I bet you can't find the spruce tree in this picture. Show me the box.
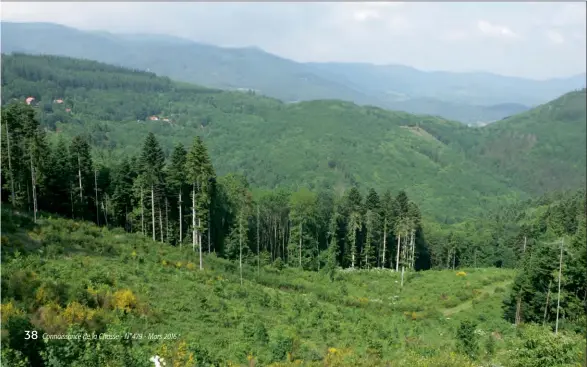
[138,132,165,241]
[166,143,188,246]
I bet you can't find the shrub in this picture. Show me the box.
[455,320,478,359]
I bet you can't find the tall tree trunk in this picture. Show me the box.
[159,204,163,243]
[103,200,108,226]
[179,190,182,248]
[299,221,303,268]
[395,234,401,272]
[151,185,156,241]
[141,188,145,235]
[94,170,99,226]
[208,204,211,253]
[30,155,37,223]
[165,197,169,244]
[382,218,387,269]
[198,216,202,268]
[70,183,75,219]
[77,154,83,219]
[555,238,564,334]
[411,229,416,270]
[5,121,15,206]
[239,209,243,286]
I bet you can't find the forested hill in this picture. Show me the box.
[416,88,587,196]
[1,53,526,223]
[5,21,586,124]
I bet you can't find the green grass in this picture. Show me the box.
[3,209,584,367]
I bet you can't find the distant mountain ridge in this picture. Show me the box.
[2,21,585,124]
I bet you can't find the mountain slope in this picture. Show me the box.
[308,62,586,106]
[417,88,586,195]
[5,22,585,124]
[1,53,524,223]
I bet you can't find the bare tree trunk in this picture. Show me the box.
[141,188,145,235]
[5,121,15,206]
[395,234,401,272]
[410,229,415,270]
[151,185,156,241]
[299,221,303,268]
[70,183,75,218]
[239,209,243,286]
[77,155,83,201]
[30,156,37,223]
[102,200,108,226]
[555,238,564,334]
[192,185,196,254]
[382,218,387,269]
[94,170,99,226]
[198,216,202,268]
[77,154,83,219]
[159,204,163,243]
[179,190,182,248]
[165,197,169,244]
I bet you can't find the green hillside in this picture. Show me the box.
[2,209,585,366]
[1,53,525,223]
[1,53,586,367]
[5,22,586,124]
[417,89,587,195]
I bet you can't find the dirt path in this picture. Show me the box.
[441,280,513,317]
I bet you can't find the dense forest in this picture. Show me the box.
[1,53,586,366]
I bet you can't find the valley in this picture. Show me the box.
[1,40,586,367]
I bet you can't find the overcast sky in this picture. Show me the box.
[2,2,586,79]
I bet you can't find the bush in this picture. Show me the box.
[507,324,584,367]
[455,320,478,359]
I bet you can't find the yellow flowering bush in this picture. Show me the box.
[112,289,138,313]
[0,301,24,323]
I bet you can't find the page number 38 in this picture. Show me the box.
[25,331,38,339]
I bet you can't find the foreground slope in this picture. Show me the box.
[4,209,584,367]
[0,53,521,222]
[5,22,586,123]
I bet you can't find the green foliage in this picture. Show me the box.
[507,324,584,367]
[0,53,541,223]
[455,320,478,358]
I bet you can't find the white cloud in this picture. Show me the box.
[477,20,519,39]
[546,30,565,44]
[1,2,584,79]
[353,10,381,22]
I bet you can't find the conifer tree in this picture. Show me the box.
[186,136,215,268]
[70,135,94,220]
[167,143,188,246]
[138,132,165,241]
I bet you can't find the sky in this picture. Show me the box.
[2,2,586,80]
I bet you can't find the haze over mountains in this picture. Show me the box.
[2,21,585,125]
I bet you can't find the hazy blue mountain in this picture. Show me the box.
[3,21,584,124]
[307,62,586,106]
